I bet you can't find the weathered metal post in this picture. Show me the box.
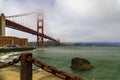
[20,53,32,80]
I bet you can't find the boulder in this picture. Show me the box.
[70,57,93,71]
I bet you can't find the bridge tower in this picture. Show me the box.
[0,13,5,36]
[37,12,44,47]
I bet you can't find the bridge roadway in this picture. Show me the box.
[5,18,59,44]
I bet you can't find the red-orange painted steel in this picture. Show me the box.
[5,19,60,44]
[37,13,44,46]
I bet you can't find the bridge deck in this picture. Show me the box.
[5,18,59,44]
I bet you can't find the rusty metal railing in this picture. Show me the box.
[0,52,84,80]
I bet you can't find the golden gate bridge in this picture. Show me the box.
[0,11,60,46]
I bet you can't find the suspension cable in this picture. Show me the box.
[6,10,43,18]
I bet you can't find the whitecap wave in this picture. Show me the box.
[0,52,20,62]
[0,55,9,59]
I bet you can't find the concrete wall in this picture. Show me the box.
[0,36,28,47]
[0,13,28,48]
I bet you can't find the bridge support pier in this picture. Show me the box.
[0,13,5,36]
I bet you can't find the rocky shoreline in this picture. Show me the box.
[0,47,35,53]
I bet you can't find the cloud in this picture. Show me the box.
[51,0,120,42]
[1,0,120,42]
[55,0,120,23]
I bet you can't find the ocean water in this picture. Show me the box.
[0,46,120,80]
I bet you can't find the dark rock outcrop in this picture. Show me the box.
[70,57,93,71]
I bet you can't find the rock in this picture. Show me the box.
[70,57,93,71]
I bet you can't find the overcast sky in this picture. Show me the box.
[0,0,120,42]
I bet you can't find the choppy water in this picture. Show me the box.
[0,46,120,80]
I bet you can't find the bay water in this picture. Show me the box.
[0,46,120,80]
